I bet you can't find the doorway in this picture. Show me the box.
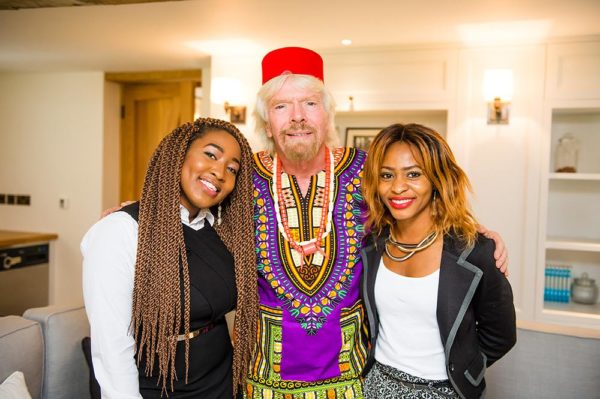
[106,70,201,201]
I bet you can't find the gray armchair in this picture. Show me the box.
[0,305,90,399]
[0,316,43,398]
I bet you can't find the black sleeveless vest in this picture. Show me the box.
[122,202,236,399]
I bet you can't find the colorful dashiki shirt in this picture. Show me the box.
[245,147,368,399]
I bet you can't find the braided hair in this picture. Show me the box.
[131,117,258,395]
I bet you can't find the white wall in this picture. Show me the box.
[103,81,121,211]
[454,44,546,319]
[0,71,105,306]
[209,54,263,150]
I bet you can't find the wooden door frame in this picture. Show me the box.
[105,69,201,201]
[106,69,201,121]
[106,69,202,84]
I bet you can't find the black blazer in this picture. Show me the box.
[361,230,516,399]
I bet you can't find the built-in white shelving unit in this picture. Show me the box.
[546,237,600,252]
[549,173,600,181]
[538,102,600,328]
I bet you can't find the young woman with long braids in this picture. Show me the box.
[360,123,516,399]
[82,118,258,398]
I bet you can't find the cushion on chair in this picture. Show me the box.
[0,316,43,399]
[0,371,33,399]
[23,306,90,399]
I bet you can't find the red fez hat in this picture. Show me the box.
[261,47,324,84]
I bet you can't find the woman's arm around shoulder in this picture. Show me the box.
[81,212,143,399]
[468,234,517,366]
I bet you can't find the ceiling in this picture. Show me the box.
[0,0,599,72]
[0,0,177,10]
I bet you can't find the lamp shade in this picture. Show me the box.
[210,77,243,105]
[483,69,513,102]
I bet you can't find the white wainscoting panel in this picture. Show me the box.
[546,41,600,100]
[323,47,457,111]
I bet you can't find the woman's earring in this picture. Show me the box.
[431,191,437,217]
[217,204,222,226]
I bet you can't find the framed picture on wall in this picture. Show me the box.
[345,127,381,150]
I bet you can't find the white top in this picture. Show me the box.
[81,205,213,399]
[374,260,448,380]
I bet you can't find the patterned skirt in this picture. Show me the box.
[364,361,458,399]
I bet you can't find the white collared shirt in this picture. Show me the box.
[81,204,213,398]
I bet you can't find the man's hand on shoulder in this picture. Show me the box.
[100,201,135,219]
[477,224,509,277]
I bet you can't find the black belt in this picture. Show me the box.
[397,379,453,390]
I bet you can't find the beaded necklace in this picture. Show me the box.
[272,148,335,262]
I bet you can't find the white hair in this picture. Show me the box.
[253,74,339,154]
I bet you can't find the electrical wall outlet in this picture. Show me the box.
[16,195,30,205]
[59,198,70,209]
[0,193,31,206]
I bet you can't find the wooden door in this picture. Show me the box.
[120,81,195,201]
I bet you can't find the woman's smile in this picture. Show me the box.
[388,196,415,210]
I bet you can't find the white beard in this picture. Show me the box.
[277,122,321,162]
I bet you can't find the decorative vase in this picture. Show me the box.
[571,273,598,304]
[555,133,579,173]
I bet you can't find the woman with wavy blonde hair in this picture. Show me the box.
[360,123,516,399]
[82,118,258,398]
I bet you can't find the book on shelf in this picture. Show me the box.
[544,265,572,303]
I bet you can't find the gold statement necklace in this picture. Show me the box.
[272,149,335,263]
[385,230,438,262]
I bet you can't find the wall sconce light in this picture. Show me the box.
[223,102,247,124]
[211,77,247,124]
[483,69,513,125]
